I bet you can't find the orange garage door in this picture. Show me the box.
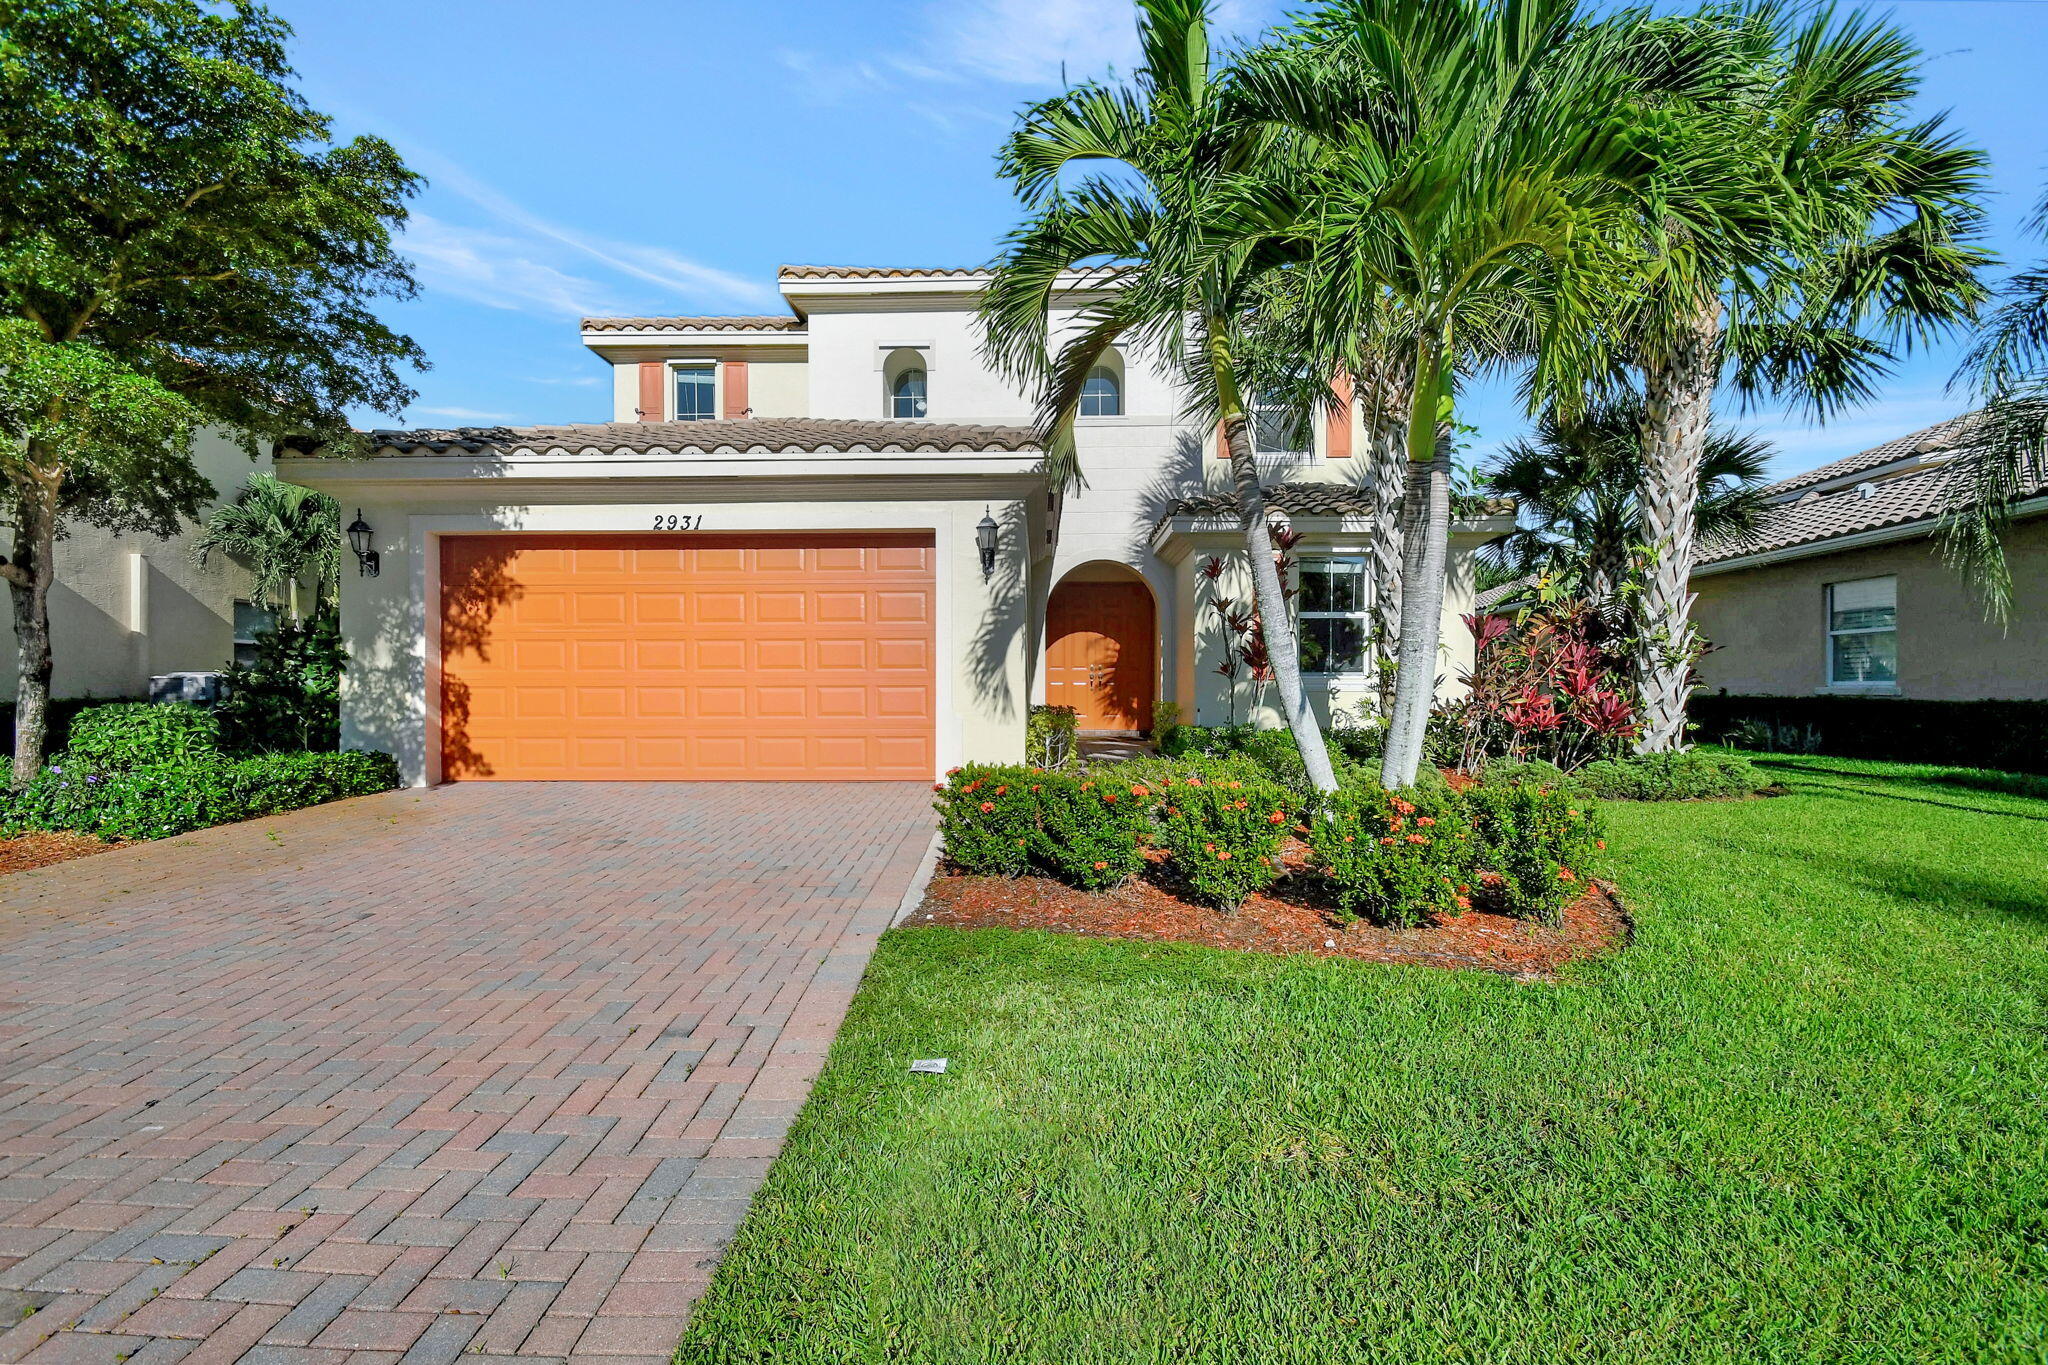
[439,533,934,780]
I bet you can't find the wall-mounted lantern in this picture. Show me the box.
[976,507,1000,582]
[345,509,380,578]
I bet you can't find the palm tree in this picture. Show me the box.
[1229,0,1683,787]
[1481,398,1771,606]
[1944,184,2048,619]
[191,472,341,621]
[979,0,1343,794]
[1623,8,1988,750]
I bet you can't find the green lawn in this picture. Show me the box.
[676,755,2048,1363]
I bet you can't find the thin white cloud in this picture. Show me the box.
[526,374,604,388]
[402,214,627,319]
[409,405,521,422]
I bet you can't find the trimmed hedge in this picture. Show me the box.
[63,702,221,770]
[1576,751,1767,801]
[1691,694,2048,776]
[3,750,401,842]
[1306,784,1471,927]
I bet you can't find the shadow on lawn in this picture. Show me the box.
[1758,760,2048,825]
[1709,829,2048,930]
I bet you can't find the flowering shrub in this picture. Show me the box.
[2,750,399,842]
[1460,775,1604,924]
[63,702,222,769]
[1147,761,1293,910]
[1030,773,1147,889]
[1306,784,1474,928]
[933,763,1037,876]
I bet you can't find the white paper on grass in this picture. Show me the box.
[909,1058,949,1074]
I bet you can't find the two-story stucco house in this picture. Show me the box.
[279,266,1510,786]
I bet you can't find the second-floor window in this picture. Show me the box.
[673,364,716,421]
[1297,557,1369,676]
[1080,365,1122,416]
[892,367,928,419]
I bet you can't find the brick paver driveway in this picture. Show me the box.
[0,783,935,1365]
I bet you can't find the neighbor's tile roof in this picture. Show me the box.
[776,264,1125,282]
[326,419,1042,457]
[1155,485,1513,528]
[580,316,803,333]
[1700,410,2047,565]
[1474,574,1539,612]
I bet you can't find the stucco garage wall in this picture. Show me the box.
[1692,515,2048,701]
[316,488,1034,786]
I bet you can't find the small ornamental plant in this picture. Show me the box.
[1030,773,1145,889]
[933,763,1037,876]
[1147,761,1293,910]
[1461,774,1605,924]
[1306,784,1474,928]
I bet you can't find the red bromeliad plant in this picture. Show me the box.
[1200,525,1301,728]
[1450,600,1641,770]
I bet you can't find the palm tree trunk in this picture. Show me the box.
[1220,410,1341,796]
[1378,429,1452,788]
[1635,295,1723,752]
[4,470,62,789]
[1365,383,1408,715]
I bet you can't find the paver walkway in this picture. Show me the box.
[0,783,935,1365]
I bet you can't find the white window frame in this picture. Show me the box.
[1078,363,1123,419]
[1296,555,1372,681]
[232,598,277,668]
[889,365,929,420]
[666,360,720,422]
[1823,575,1899,692]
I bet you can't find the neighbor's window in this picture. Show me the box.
[233,599,277,668]
[1826,575,1897,686]
[891,367,928,419]
[1080,364,1122,416]
[672,364,717,421]
[1297,557,1369,675]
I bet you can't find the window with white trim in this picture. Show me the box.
[672,364,716,421]
[233,599,277,669]
[891,367,928,419]
[1297,557,1369,675]
[1080,364,1122,416]
[1825,575,1896,687]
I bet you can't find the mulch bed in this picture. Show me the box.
[0,831,124,876]
[907,842,1630,980]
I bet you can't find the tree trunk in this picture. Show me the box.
[1221,410,1342,796]
[6,475,62,790]
[1378,430,1452,788]
[1635,296,1723,753]
[1364,376,1409,716]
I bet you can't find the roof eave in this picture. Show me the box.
[1694,494,2048,576]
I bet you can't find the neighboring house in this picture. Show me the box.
[1693,412,2048,701]
[1,429,272,706]
[278,265,1512,786]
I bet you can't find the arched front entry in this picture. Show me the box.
[1046,563,1157,732]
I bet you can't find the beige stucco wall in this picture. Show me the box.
[281,460,1038,786]
[1,428,264,702]
[744,359,808,418]
[1692,514,2048,700]
[1162,528,1491,730]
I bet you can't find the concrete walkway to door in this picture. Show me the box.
[0,782,935,1365]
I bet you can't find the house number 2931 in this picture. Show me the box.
[652,513,705,530]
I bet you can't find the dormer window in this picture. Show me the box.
[673,364,716,421]
[1080,365,1122,417]
[891,366,928,419]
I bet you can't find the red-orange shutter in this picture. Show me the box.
[1325,372,1354,458]
[722,360,749,419]
[637,362,664,421]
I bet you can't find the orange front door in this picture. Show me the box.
[438,533,934,780]
[1045,580,1156,731]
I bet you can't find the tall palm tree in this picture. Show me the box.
[1624,7,1988,750]
[1482,398,1771,605]
[1944,184,2048,620]
[980,0,1344,794]
[1229,0,1685,786]
[191,471,341,621]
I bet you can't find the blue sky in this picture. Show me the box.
[272,0,2048,481]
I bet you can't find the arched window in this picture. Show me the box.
[1079,364,1122,417]
[891,367,928,419]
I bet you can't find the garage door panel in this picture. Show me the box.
[441,532,935,780]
